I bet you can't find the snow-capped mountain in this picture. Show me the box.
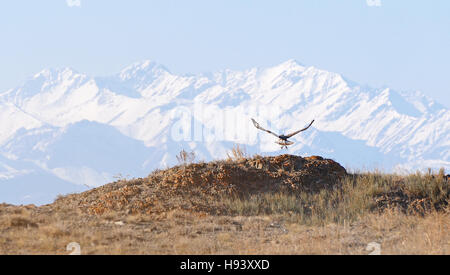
[1,59,449,205]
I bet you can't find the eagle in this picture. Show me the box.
[251,118,315,149]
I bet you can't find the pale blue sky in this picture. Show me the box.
[1,0,449,106]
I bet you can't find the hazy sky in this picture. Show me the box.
[1,0,449,106]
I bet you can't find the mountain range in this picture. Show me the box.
[1,59,448,205]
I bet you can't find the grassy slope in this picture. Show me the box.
[0,153,448,255]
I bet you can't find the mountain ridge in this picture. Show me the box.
[0,59,448,205]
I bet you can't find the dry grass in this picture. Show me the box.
[176,149,196,165]
[0,154,448,255]
[227,144,248,161]
[0,204,448,255]
[222,171,449,226]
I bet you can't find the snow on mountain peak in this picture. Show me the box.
[264,59,307,78]
[33,67,80,80]
[6,67,90,105]
[118,60,170,80]
[278,59,306,69]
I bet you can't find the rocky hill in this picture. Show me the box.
[55,154,347,216]
[1,154,449,255]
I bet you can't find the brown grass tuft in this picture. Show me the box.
[227,144,248,161]
[8,216,38,229]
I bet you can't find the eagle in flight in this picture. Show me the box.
[251,118,315,149]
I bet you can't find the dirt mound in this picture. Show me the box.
[56,154,346,215]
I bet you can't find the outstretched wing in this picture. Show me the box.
[285,119,315,138]
[251,118,279,138]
